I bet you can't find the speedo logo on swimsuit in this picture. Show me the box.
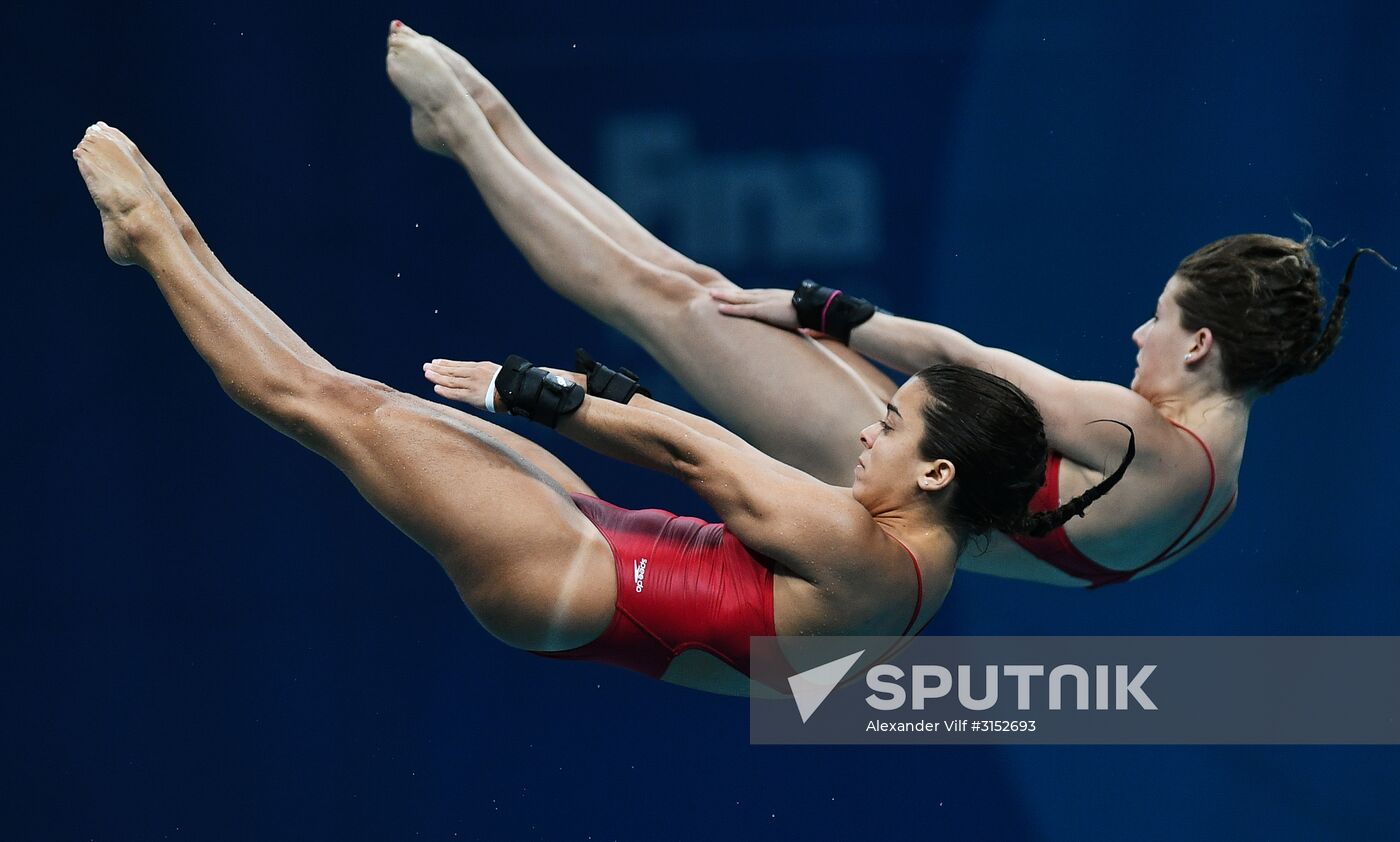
[633,558,649,592]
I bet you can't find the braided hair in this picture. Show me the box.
[914,365,1134,543]
[1174,230,1392,394]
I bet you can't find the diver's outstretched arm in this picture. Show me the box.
[708,286,984,374]
[712,287,1159,468]
[423,358,873,583]
[852,314,1157,467]
[508,365,822,483]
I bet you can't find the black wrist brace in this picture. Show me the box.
[791,279,876,344]
[495,355,585,427]
[574,348,650,403]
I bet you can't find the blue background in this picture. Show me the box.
[8,2,1399,839]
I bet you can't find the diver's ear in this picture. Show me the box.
[1184,326,1213,366]
[918,459,955,493]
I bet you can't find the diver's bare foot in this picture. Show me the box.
[72,123,174,266]
[101,125,203,248]
[385,20,472,156]
[428,37,503,114]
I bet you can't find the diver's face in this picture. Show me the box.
[853,379,932,509]
[1131,275,1196,398]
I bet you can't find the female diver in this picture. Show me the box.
[72,122,1128,695]
[385,22,1390,587]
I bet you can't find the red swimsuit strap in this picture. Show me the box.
[1129,420,1222,576]
[1156,490,1238,565]
[890,536,924,636]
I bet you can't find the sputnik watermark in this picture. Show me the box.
[750,636,1400,744]
[787,655,1155,725]
[865,663,1157,711]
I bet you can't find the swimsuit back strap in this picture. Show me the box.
[891,536,924,636]
[1154,491,1238,566]
[1132,420,1220,574]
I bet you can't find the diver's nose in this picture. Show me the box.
[1131,320,1148,348]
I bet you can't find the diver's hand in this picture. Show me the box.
[710,287,802,331]
[422,359,502,410]
[424,360,585,411]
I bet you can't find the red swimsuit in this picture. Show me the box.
[1009,421,1237,588]
[536,494,925,678]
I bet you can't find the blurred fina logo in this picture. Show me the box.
[601,115,881,268]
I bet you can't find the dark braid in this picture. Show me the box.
[1174,233,1392,394]
[1292,248,1391,379]
[1003,422,1136,538]
[914,366,1135,544]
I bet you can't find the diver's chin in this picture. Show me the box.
[1129,375,1162,403]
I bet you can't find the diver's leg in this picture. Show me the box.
[423,37,723,288]
[100,124,335,372]
[75,124,610,649]
[388,25,883,482]
[425,34,898,406]
[105,124,595,497]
